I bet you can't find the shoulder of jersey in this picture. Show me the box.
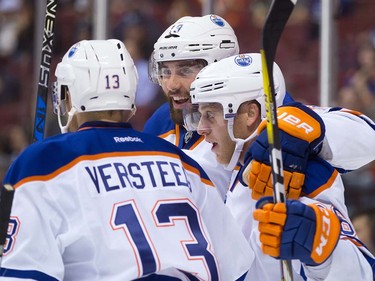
[143,102,175,135]
[3,126,211,187]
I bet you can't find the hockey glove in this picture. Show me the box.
[253,197,341,266]
[242,102,325,200]
[242,160,305,199]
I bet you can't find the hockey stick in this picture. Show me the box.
[0,185,14,266]
[260,0,297,280]
[32,0,57,142]
[0,0,57,267]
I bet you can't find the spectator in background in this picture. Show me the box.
[7,124,28,161]
[336,85,364,112]
[0,0,18,127]
[0,0,34,132]
[124,37,163,130]
[347,39,375,119]
[0,0,22,57]
[351,207,375,255]
[0,124,28,183]
[112,10,163,130]
[0,58,21,104]
[0,133,10,183]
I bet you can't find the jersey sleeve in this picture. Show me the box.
[302,239,374,280]
[298,196,375,280]
[317,108,375,172]
[0,180,66,280]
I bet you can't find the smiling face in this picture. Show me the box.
[158,59,207,125]
[196,101,261,165]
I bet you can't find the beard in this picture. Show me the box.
[168,98,184,126]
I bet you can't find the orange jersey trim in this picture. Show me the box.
[305,169,339,198]
[188,135,205,150]
[339,108,363,116]
[174,125,181,147]
[13,151,214,189]
[158,129,176,141]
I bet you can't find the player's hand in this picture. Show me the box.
[242,102,325,199]
[242,160,305,199]
[253,197,341,266]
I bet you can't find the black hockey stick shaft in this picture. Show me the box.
[0,186,14,266]
[32,0,57,142]
[0,0,57,267]
[260,0,297,280]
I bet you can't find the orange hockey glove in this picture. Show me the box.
[241,102,324,200]
[242,160,305,200]
[253,197,341,265]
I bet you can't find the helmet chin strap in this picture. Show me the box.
[58,107,77,134]
[224,118,257,171]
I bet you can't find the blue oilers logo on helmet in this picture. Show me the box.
[68,43,79,58]
[234,54,252,67]
[210,15,225,27]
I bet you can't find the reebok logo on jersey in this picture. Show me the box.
[114,137,143,143]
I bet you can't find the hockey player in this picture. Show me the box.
[186,53,375,280]
[0,40,253,280]
[145,14,240,199]
[146,14,375,202]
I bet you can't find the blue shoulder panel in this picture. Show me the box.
[3,122,211,188]
[143,102,175,136]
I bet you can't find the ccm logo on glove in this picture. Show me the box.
[310,204,340,263]
[253,197,340,266]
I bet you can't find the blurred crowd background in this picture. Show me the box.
[0,0,374,252]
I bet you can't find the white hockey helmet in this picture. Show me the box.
[189,53,285,121]
[149,14,239,84]
[186,53,286,170]
[53,39,138,132]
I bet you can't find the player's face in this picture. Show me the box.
[196,103,236,165]
[196,102,261,165]
[158,60,206,125]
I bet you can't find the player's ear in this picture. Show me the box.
[65,89,72,111]
[244,101,261,134]
[245,101,260,120]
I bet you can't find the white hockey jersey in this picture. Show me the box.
[0,121,253,281]
[312,106,375,172]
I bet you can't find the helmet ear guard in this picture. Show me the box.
[148,51,159,84]
[52,83,68,116]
